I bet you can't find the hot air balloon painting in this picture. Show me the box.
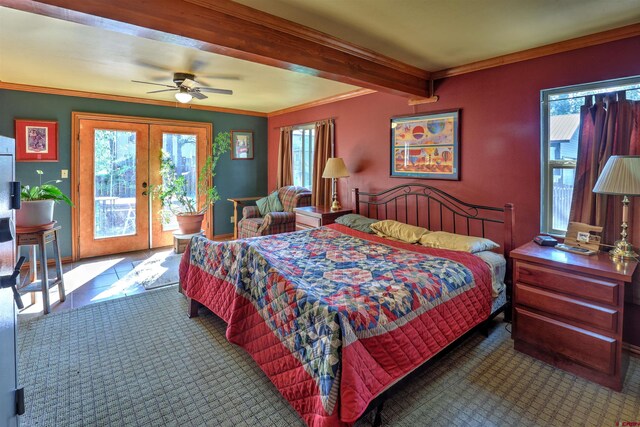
[390,110,460,180]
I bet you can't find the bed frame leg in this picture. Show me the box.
[372,401,384,427]
[187,297,201,318]
[480,320,490,338]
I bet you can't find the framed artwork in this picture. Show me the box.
[231,130,254,160]
[15,119,59,162]
[390,110,460,180]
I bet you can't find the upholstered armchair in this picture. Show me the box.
[237,186,312,239]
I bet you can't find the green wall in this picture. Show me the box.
[0,89,268,258]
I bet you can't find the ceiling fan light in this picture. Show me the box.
[175,91,192,103]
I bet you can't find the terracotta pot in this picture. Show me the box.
[16,200,55,227]
[176,213,204,234]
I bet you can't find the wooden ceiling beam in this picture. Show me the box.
[1,0,430,98]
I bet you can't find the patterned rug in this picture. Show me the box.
[120,251,182,290]
[18,287,640,426]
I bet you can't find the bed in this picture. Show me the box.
[179,184,514,427]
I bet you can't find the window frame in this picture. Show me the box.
[291,123,315,191]
[540,75,640,236]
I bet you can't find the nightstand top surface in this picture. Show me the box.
[294,206,351,215]
[511,241,637,281]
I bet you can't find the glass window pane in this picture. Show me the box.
[292,130,303,187]
[162,133,197,231]
[94,129,137,239]
[551,168,575,232]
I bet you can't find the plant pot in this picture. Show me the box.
[176,213,204,234]
[16,200,55,227]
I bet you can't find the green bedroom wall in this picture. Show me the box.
[0,89,268,258]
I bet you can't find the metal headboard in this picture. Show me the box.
[351,184,515,257]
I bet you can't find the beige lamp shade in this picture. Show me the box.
[322,157,350,178]
[593,155,640,195]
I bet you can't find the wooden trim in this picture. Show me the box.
[268,89,375,117]
[407,96,439,106]
[624,342,640,356]
[70,112,214,261]
[212,233,233,242]
[433,23,640,79]
[0,81,267,117]
[1,0,428,97]
[21,256,73,271]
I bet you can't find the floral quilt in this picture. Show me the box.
[181,224,492,426]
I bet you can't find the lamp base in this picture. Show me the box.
[330,199,342,212]
[609,239,638,261]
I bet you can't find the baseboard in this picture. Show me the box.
[212,233,233,241]
[624,342,640,357]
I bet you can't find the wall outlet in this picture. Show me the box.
[61,169,68,179]
[230,216,235,224]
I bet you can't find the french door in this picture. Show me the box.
[76,116,210,259]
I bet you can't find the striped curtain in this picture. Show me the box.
[276,126,293,188]
[311,119,334,207]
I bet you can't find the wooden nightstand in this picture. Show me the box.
[294,206,351,231]
[510,241,637,391]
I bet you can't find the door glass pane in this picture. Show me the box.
[94,129,137,239]
[161,133,197,231]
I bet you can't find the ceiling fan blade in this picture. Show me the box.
[197,87,233,95]
[132,80,175,88]
[133,59,172,72]
[190,91,208,100]
[200,74,241,81]
[147,88,178,94]
[190,58,207,73]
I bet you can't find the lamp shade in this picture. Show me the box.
[593,155,640,196]
[322,157,350,179]
[175,90,192,104]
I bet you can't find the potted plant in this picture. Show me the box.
[17,169,74,227]
[153,131,230,234]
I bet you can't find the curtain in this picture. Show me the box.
[277,126,293,188]
[311,119,334,207]
[569,91,640,245]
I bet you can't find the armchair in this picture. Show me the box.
[237,186,311,239]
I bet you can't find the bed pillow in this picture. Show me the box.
[335,214,379,233]
[419,231,499,253]
[256,191,284,216]
[370,220,429,243]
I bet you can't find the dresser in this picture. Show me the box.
[511,242,637,391]
[294,206,351,231]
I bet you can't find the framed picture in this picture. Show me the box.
[390,110,460,180]
[15,119,59,162]
[231,130,254,160]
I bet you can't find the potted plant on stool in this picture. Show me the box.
[17,170,74,227]
[152,132,230,234]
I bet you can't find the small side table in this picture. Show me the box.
[16,224,66,315]
[294,206,352,231]
[173,230,205,254]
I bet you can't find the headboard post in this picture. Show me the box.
[352,188,360,214]
[503,203,515,257]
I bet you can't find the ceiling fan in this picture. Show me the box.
[132,72,233,103]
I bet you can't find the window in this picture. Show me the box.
[292,125,315,190]
[541,76,640,235]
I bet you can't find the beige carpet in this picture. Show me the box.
[18,287,640,426]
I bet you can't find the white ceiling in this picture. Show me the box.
[1,1,640,113]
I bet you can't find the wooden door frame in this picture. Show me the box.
[71,112,213,261]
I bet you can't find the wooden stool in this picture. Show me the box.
[16,223,66,314]
[173,230,204,254]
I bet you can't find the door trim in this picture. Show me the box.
[71,112,213,261]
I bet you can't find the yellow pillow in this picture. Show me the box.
[370,220,429,244]
[419,231,499,253]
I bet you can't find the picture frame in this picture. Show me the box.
[15,119,59,162]
[390,110,460,180]
[231,130,254,160]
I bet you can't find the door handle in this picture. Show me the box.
[0,256,26,310]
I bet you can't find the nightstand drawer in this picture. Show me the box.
[516,263,619,306]
[515,308,616,375]
[515,283,618,332]
[295,213,321,228]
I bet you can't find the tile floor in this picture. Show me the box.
[18,247,176,320]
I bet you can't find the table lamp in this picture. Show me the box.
[592,155,640,261]
[322,157,350,211]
